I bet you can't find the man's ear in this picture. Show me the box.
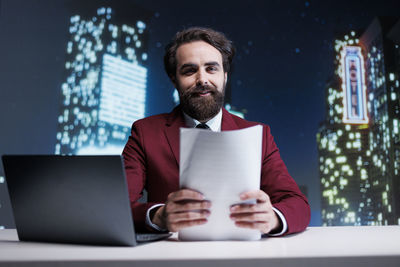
[224,72,228,85]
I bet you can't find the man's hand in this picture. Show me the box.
[152,189,211,232]
[230,190,281,234]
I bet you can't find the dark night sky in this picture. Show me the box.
[1,0,400,226]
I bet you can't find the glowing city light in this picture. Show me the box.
[340,46,369,124]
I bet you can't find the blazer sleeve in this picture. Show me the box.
[122,122,162,232]
[260,125,311,235]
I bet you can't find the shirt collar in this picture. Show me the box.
[183,109,222,132]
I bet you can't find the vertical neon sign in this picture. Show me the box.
[341,46,369,124]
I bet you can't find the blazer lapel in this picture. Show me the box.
[221,108,239,131]
[164,106,186,167]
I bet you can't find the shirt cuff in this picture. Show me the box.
[269,207,288,236]
[145,203,168,232]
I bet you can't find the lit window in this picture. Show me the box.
[336,156,347,163]
[353,141,361,148]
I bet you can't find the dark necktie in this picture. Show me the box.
[196,123,210,130]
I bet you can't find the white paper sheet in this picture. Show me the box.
[179,125,263,241]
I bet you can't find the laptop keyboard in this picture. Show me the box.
[136,232,172,243]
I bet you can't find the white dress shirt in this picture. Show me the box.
[145,109,288,236]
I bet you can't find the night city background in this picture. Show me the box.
[1,0,400,228]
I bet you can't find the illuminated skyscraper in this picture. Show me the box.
[55,4,150,155]
[317,31,373,226]
[360,17,400,225]
[318,17,400,226]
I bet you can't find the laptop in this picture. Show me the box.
[1,155,171,246]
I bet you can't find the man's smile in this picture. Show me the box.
[198,91,211,97]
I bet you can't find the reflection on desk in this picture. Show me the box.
[0,226,400,267]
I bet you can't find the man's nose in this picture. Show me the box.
[196,70,208,86]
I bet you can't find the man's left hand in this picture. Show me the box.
[229,190,281,234]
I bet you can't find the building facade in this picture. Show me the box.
[317,18,400,226]
[317,31,372,225]
[55,4,150,155]
[360,17,400,225]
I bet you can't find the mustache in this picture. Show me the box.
[186,84,217,95]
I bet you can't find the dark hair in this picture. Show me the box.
[164,27,235,80]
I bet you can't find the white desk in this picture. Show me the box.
[0,226,399,267]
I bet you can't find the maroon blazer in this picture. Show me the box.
[122,106,310,234]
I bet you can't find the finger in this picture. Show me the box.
[168,210,211,223]
[168,189,205,202]
[230,203,269,214]
[168,219,208,232]
[240,190,270,203]
[234,221,271,234]
[230,212,268,222]
[166,200,211,213]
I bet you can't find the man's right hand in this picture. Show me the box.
[151,189,211,232]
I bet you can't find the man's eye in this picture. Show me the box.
[207,66,217,72]
[183,69,195,75]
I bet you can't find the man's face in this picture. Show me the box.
[173,41,227,122]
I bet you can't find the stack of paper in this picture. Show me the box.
[179,125,262,241]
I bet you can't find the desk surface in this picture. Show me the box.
[0,226,400,267]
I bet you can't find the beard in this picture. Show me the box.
[179,83,225,122]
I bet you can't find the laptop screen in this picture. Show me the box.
[2,155,137,246]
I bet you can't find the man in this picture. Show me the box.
[123,27,310,236]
